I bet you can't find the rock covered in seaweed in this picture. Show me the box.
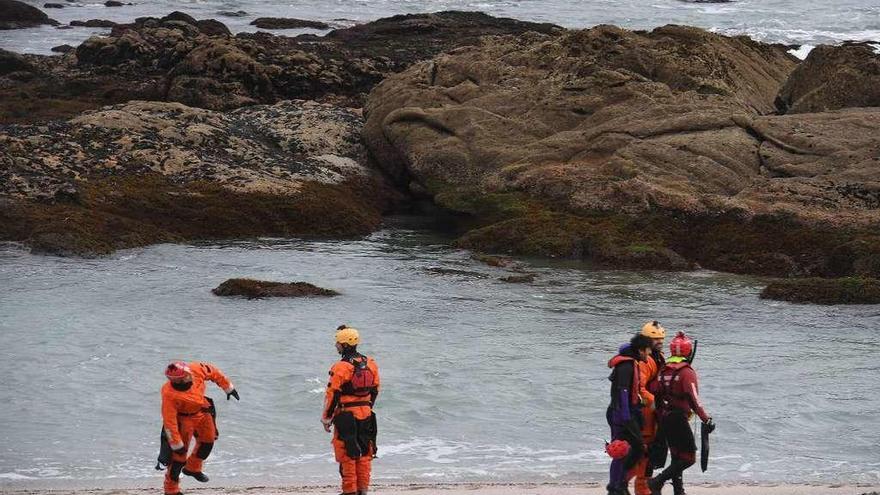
[760,278,880,305]
[1,100,378,200]
[251,18,329,30]
[0,100,399,256]
[212,279,339,298]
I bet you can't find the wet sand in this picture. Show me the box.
[3,483,878,495]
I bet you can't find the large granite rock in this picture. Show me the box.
[776,42,880,114]
[0,0,59,29]
[0,100,398,255]
[363,25,880,275]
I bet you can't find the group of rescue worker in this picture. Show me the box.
[606,321,714,495]
[157,320,710,495]
[158,324,378,495]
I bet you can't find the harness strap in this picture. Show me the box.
[340,401,372,408]
[179,408,211,417]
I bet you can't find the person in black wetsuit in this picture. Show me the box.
[606,334,654,495]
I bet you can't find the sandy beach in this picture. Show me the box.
[3,483,879,495]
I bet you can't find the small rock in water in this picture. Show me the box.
[499,274,536,283]
[471,253,514,268]
[43,3,65,8]
[70,19,117,27]
[51,44,74,53]
[217,10,248,17]
[423,267,489,278]
[251,17,329,30]
[104,0,125,6]
[212,278,340,299]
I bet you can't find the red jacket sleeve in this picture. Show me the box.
[679,367,710,422]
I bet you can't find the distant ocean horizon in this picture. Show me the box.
[1,0,879,56]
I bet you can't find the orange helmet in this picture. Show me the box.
[640,320,666,339]
[335,325,360,346]
[165,361,191,379]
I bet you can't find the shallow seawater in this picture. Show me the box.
[1,221,879,487]
[1,0,879,55]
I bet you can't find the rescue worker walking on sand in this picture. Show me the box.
[161,361,239,495]
[648,331,714,495]
[606,333,655,495]
[634,321,667,495]
[322,325,380,495]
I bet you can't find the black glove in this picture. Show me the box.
[227,388,239,401]
[704,417,716,434]
[172,446,187,455]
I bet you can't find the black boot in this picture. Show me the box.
[672,475,686,495]
[181,469,209,482]
[647,476,663,495]
[650,458,692,495]
[606,483,627,495]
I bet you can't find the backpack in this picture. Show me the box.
[341,355,377,397]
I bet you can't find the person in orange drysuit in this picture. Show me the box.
[322,325,380,495]
[161,361,239,495]
[634,321,667,495]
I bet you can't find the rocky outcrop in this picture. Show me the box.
[1,11,565,124]
[760,278,880,305]
[0,100,399,255]
[251,18,329,30]
[776,42,880,114]
[212,279,339,298]
[1,48,35,75]
[70,19,117,27]
[0,0,59,29]
[363,25,880,274]
[2,100,381,199]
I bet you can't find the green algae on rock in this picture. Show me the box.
[0,175,383,257]
[760,278,880,305]
[0,100,396,256]
[212,279,339,299]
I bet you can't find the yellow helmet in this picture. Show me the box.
[640,320,666,339]
[335,325,360,346]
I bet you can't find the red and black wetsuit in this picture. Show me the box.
[650,359,711,493]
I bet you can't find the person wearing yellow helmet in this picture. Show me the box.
[634,321,667,495]
[322,324,380,495]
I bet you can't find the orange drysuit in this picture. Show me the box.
[634,353,662,495]
[161,362,234,495]
[323,354,380,495]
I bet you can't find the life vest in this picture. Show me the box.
[656,362,691,411]
[608,354,641,406]
[340,354,377,398]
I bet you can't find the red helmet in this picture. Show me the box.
[165,361,191,379]
[605,440,630,460]
[670,331,693,358]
